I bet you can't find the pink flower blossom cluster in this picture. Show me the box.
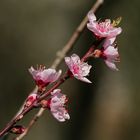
[0,8,123,139]
[87,11,122,70]
[27,12,122,122]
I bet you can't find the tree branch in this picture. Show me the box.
[14,0,104,139]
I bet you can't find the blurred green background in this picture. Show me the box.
[0,0,140,140]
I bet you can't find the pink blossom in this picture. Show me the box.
[65,54,92,83]
[29,66,62,87]
[93,37,119,71]
[103,37,116,49]
[103,45,119,71]
[48,89,70,122]
[102,37,120,71]
[87,11,122,38]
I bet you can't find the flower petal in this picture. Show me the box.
[105,60,119,71]
[77,77,92,83]
[104,45,119,59]
[103,37,116,49]
[87,11,97,22]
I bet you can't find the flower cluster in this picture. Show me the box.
[27,12,122,122]
[0,8,123,139]
[87,11,122,70]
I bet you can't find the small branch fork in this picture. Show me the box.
[0,0,104,139]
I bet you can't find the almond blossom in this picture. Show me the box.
[48,89,70,122]
[87,11,122,38]
[29,66,62,87]
[65,54,92,83]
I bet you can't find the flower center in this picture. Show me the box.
[72,64,80,74]
[97,20,112,32]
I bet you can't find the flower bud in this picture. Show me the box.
[93,49,102,58]
[25,93,37,107]
[40,99,49,108]
[10,125,25,134]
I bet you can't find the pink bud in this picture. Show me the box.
[10,125,25,134]
[40,100,49,108]
[25,93,37,107]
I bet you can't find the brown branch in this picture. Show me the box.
[13,108,44,140]
[0,103,34,137]
[1,48,88,138]
[1,72,69,138]
[14,0,104,139]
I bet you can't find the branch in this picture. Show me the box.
[14,0,104,139]
[0,72,69,138]
[51,0,104,68]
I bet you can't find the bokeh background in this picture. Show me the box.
[0,0,140,140]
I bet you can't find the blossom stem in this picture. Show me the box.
[0,0,104,139]
[0,104,34,137]
[0,38,104,139]
[38,73,70,102]
[51,0,104,69]
[0,38,103,138]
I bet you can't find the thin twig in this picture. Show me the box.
[51,0,104,69]
[13,108,44,140]
[1,72,69,138]
[14,0,104,139]
[15,46,96,140]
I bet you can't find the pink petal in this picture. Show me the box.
[87,11,97,22]
[103,37,116,49]
[28,66,38,79]
[87,22,98,33]
[78,77,92,83]
[42,69,62,83]
[105,60,119,71]
[80,63,92,76]
[51,89,61,96]
[109,27,122,37]
[51,110,70,122]
[104,46,119,58]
